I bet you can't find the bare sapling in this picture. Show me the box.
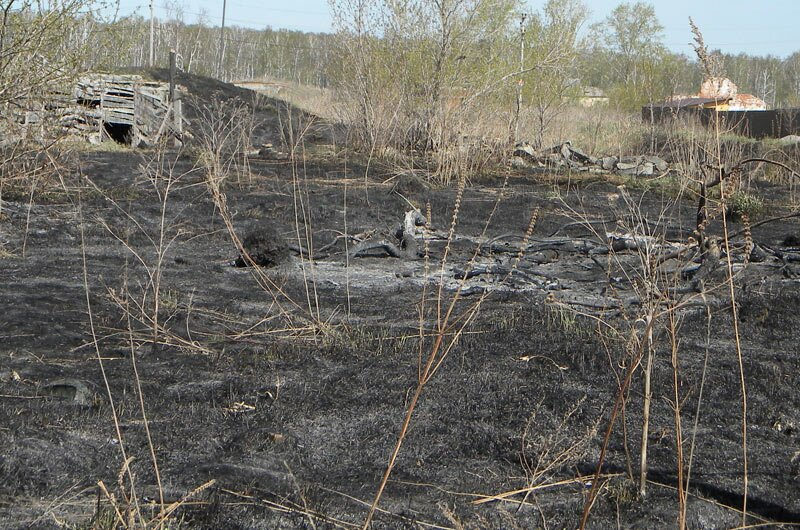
[85,144,194,353]
[78,143,232,530]
[77,195,146,527]
[666,304,686,530]
[572,177,708,526]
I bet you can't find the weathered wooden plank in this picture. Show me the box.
[105,110,135,120]
[136,107,164,122]
[104,116,134,125]
[137,94,167,107]
[104,94,135,102]
[102,98,134,106]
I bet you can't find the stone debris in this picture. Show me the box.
[512,141,669,177]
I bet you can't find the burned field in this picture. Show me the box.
[1,78,800,529]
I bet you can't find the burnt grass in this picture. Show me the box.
[2,80,800,530]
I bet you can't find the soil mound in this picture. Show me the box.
[147,68,283,116]
[234,224,289,267]
[141,68,330,147]
[151,69,267,101]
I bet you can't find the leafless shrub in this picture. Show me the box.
[519,396,599,499]
[192,96,258,187]
[328,0,587,184]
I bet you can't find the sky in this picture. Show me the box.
[109,0,799,58]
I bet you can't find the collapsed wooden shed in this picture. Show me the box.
[75,74,184,146]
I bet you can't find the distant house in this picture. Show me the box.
[649,77,767,112]
[643,77,800,139]
[576,86,609,107]
[563,79,608,107]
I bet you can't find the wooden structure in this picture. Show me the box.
[75,73,183,146]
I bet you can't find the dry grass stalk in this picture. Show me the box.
[79,201,145,527]
[713,117,749,525]
[283,102,324,322]
[149,479,216,525]
[667,306,687,529]
[473,474,621,506]
[362,173,531,527]
[689,18,723,79]
[517,395,598,508]
[221,488,359,529]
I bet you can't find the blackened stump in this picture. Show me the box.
[234,225,289,267]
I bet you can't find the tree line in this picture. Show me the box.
[4,1,795,103]
[2,1,798,151]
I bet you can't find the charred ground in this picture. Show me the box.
[1,74,799,529]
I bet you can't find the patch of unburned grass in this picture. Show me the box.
[0,185,66,204]
[247,77,338,121]
[59,136,133,153]
[544,301,595,340]
[618,172,685,197]
[81,184,142,203]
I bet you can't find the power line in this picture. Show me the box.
[226,0,328,17]
[145,2,330,30]
[93,1,330,31]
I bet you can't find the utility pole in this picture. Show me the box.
[169,49,176,104]
[514,12,526,144]
[218,0,227,79]
[169,49,183,147]
[149,0,155,67]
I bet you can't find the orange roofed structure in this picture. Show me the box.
[655,76,767,111]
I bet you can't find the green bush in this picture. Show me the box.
[728,190,764,221]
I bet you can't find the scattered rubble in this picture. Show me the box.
[511,141,669,177]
